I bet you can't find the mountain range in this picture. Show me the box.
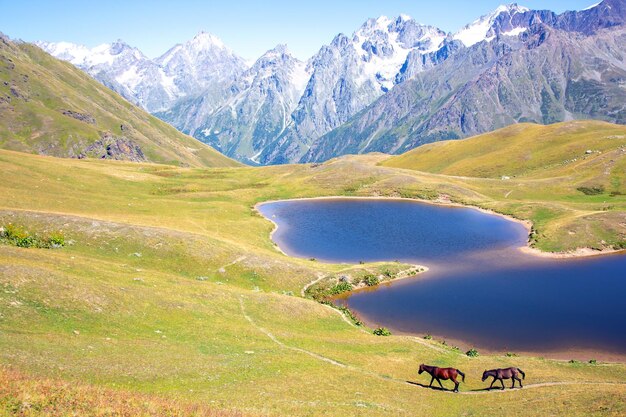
[36,0,626,165]
[0,32,238,167]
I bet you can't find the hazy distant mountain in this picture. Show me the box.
[37,0,626,165]
[157,45,310,164]
[37,32,246,113]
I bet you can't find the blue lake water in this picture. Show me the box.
[258,198,626,357]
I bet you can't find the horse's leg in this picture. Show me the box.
[429,376,434,387]
[500,378,506,390]
[436,378,444,389]
[516,376,523,388]
[511,377,516,389]
[490,377,497,389]
[452,376,459,392]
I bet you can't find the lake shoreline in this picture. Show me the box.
[392,327,626,363]
[255,195,626,260]
[256,196,626,363]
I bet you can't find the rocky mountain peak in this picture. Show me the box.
[453,3,531,46]
[263,44,291,58]
[557,0,626,34]
[248,44,301,75]
[189,31,227,50]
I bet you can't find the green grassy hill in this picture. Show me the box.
[383,120,626,181]
[1,149,625,416]
[0,35,238,168]
[381,121,626,253]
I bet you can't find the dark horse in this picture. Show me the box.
[418,364,465,392]
[482,367,525,390]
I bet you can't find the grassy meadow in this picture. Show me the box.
[1,120,626,416]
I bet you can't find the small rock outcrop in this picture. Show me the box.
[78,132,145,162]
[62,109,96,124]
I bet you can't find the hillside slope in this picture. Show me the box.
[0,34,239,167]
[383,120,626,180]
[1,148,625,416]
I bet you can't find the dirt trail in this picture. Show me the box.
[239,297,346,368]
[218,256,246,272]
[300,273,326,297]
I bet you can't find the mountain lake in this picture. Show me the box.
[257,198,626,359]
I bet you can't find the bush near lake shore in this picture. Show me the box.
[466,348,480,357]
[363,274,380,286]
[373,327,391,336]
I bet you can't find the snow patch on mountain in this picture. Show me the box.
[502,27,528,36]
[352,15,447,91]
[453,3,530,47]
[583,2,602,11]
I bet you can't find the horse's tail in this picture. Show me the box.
[517,368,525,380]
[456,369,465,382]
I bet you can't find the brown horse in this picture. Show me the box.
[418,364,465,392]
[482,367,525,390]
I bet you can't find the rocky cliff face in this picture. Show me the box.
[256,16,448,164]
[161,45,310,164]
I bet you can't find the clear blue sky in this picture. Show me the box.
[1,0,598,61]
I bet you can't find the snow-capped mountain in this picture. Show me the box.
[36,0,626,165]
[157,15,451,164]
[155,32,247,103]
[351,15,446,91]
[256,15,449,164]
[37,32,247,113]
[453,3,530,46]
[159,44,310,164]
[301,0,626,163]
[36,40,178,112]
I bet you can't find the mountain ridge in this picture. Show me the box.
[0,34,239,167]
[35,0,626,165]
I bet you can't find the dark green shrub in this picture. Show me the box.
[329,281,353,295]
[466,348,479,357]
[506,352,518,357]
[1,224,66,249]
[577,186,604,195]
[373,327,391,336]
[569,359,580,364]
[423,334,432,340]
[588,359,597,365]
[363,274,380,286]
[16,235,36,248]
